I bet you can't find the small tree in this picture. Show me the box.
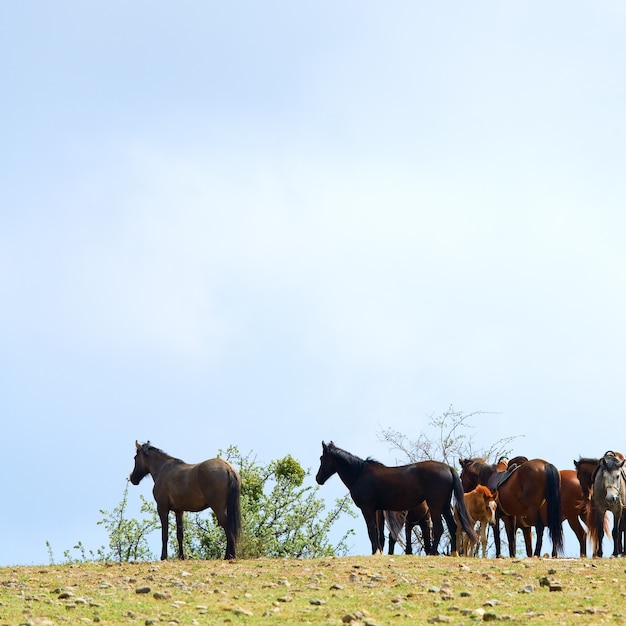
[180,446,356,559]
[378,405,522,556]
[379,405,520,466]
[97,480,159,562]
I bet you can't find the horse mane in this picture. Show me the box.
[326,442,371,476]
[601,451,624,472]
[576,456,600,466]
[463,457,494,473]
[141,442,184,464]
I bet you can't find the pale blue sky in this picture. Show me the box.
[2,2,626,564]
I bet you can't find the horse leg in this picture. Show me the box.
[375,511,387,554]
[157,506,169,561]
[595,516,605,558]
[429,512,445,555]
[479,522,488,558]
[532,517,545,558]
[456,521,464,557]
[442,507,458,556]
[420,519,432,555]
[567,516,587,558]
[521,524,533,558]
[175,510,185,560]
[612,512,621,557]
[493,512,503,557]
[362,508,382,554]
[503,516,517,558]
[212,506,237,560]
[402,522,410,555]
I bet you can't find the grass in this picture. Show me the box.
[1,555,625,625]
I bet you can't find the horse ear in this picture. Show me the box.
[322,441,327,451]
[135,440,141,450]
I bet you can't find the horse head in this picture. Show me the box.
[595,452,626,507]
[459,458,490,492]
[130,440,152,485]
[474,484,497,525]
[315,441,337,485]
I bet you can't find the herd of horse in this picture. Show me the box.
[129,440,626,561]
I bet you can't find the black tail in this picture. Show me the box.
[226,471,242,557]
[452,468,478,543]
[545,463,564,556]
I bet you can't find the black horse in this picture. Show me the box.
[315,441,477,555]
[130,441,242,560]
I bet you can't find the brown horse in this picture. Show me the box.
[459,457,563,557]
[536,470,587,557]
[130,441,242,560]
[455,485,496,558]
[316,442,477,555]
[383,502,432,555]
[574,456,598,499]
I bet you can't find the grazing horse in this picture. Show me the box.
[316,442,477,555]
[130,441,242,560]
[459,457,563,558]
[585,451,626,557]
[455,485,496,557]
[384,502,432,555]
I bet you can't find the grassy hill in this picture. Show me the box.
[1,555,624,625]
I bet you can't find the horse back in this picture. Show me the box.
[349,460,454,511]
[497,459,557,513]
[154,457,240,513]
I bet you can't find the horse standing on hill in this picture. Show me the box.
[130,441,242,560]
[584,451,626,558]
[538,469,587,557]
[459,457,563,558]
[455,485,496,558]
[316,441,477,555]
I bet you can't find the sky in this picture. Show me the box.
[2,1,626,565]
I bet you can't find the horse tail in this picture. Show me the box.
[227,469,242,543]
[586,498,600,554]
[451,468,478,543]
[545,462,564,556]
[385,510,407,543]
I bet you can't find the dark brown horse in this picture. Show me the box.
[459,457,563,557]
[383,502,432,555]
[574,456,599,499]
[540,470,587,557]
[316,442,477,555]
[130,441,242,560]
